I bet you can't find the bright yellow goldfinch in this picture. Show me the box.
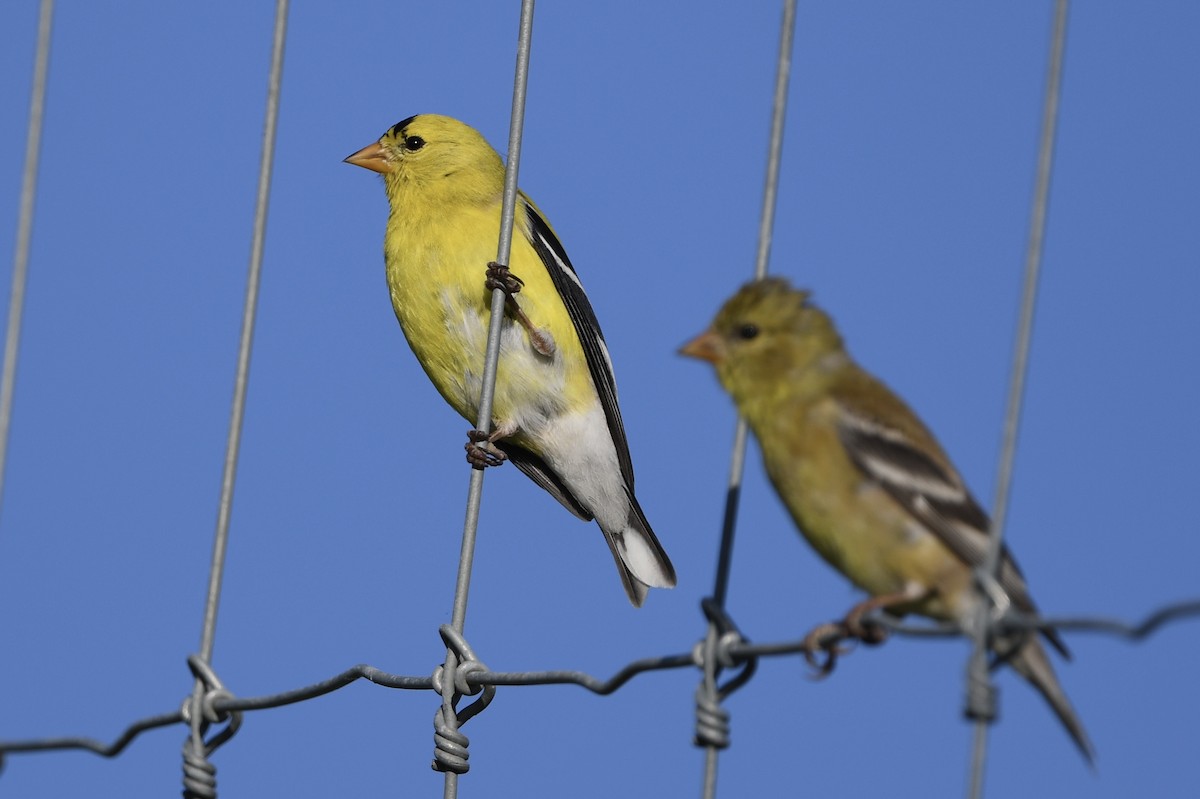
[345,114,675,606]
[680,277,1093,761]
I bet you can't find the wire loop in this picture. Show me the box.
[693,598,758,751]
[181,656,244,799]
[430,626,497,773]
[182,656,244,736]
[699,598,759,699]
[972,568,1013,624]
[693,684,732,751]
[181,740,218,799]
[432,706,472,775]
[964,664,999,724]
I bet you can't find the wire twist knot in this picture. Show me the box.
[692,598,757,750]
[430,626,496,773]
[964,661,999,724]
[180,655,243,799]
[432,658,491,698]
[963,567,1011,726]
[181,738,218,799]
[692,629,744,673]
[693,683,732,750]
[432,704,472,774]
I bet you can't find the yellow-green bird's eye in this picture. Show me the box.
[736,323,759,340]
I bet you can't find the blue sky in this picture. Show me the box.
[1,2,1198,797]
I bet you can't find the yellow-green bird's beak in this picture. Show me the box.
[679,329,725,364]
[344,140,390,174]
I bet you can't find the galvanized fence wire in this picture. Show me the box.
[965,2,1070,797]
[1,600,1197,765]
[696,2,796,798]
[4,1,1200,797]
[183,1,290,797]
[0,0,54,525]
[432,2,536,796]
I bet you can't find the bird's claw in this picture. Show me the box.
[800,611,891,678]
[484,262,556,358]
[485,262,525,296]
[465,429,507,469]
[801,622,851,678]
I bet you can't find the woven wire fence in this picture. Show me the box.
[2,2,1199,798]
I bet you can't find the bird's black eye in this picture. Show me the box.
[737,323,759,340]
[403,135,426,152]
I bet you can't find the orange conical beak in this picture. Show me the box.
[678,329,725,364]
[344,140,390,174]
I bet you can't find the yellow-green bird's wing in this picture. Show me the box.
[833,385,1090,760]
[831,387,1070,658]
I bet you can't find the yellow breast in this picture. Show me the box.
[382,200,596,451]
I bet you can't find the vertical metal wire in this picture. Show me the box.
[702,1,796,797]
[190,0,289,704]
[441,2,535,797]
[449,0,535,637]
[0,0,55,525]
[711,0,797,631]
[751,0,797,288]
[965,1,1069,796]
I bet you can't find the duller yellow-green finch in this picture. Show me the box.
[345,114,675,606]
[680,277,1092,761]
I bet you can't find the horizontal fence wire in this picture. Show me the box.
[1,599,1196,765]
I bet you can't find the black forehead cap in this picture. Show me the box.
[390,115,419,137]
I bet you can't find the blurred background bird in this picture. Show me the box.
[680,276,1093,762]
[345,114,674,606]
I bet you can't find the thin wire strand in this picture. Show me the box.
[709,0,796,647]
[702,2,796,797]
[441,3,535,796]
[711,0,797,610]
[184,9,288,791]
[189,0,289,730]
[3,599,1196,765]
[752,0,796,286]
[982,0,1070,614]
[967,2,1069,797]
[0,0,55,525]
[450,0,535,638]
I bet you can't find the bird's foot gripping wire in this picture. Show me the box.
[801,621,859,677]
[465,429,507,470]
[485,261,525,297]
[801,606,892,678]
[692,598,757,750]
[180,656,243,799]
[431,625,496,775]
[484,261,556,357]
